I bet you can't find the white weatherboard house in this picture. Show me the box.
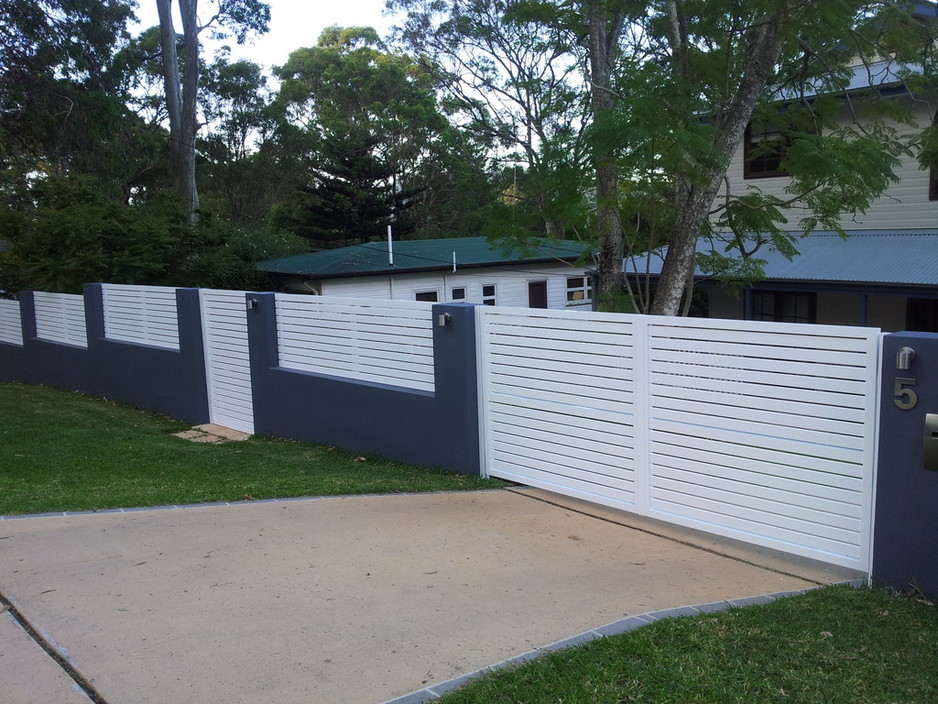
[629,54,938,332]
[258,237,595,310]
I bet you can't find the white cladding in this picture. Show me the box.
[717,97,938,231]
[320,263,593,310]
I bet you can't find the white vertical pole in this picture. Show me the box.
[387,225,394,267]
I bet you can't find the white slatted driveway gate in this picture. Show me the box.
[478,307,881,571]
[200,289,254,434]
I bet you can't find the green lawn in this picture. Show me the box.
[0,382,502,515]
[437,584,938,704]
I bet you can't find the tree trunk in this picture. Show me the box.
[650,7,787,315]
[586,0,625,309]
[156,0,200,216]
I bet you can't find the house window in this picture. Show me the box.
[482,284,496,306]
[751,291,816,323]
[566,276,592,304]
[907,298,938,332]
[744,123,788,179]
[451,287,466,301]
[415,290,438,302]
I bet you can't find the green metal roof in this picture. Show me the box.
[258,237,591,278]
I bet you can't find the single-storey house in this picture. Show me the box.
[258,237,595,310]
[631,230,938,332]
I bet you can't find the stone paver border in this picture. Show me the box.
[380,580,867,704]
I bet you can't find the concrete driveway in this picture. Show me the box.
[0,488,859,704]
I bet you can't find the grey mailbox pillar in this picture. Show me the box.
[873,332,938,599]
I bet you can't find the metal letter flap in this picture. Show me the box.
[925,414,938,472]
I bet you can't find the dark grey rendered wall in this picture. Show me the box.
[0,297,27,383]
[0,286,209,425]
[247,293,481,476]
[873,332,938,599]
[82,284,210,424]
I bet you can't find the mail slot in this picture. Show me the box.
[925,414,938,471]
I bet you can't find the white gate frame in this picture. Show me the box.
[200,289,255,434]
[477,306,883,572]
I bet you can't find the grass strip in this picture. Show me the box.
[436,584,938,704]
[0,382,502,516]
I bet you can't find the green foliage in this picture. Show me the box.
[0,174,306,294]
[269,26,490,245]
[391,0,587,237]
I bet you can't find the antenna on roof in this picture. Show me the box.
[452,251,456,273]
[387,225,394,267]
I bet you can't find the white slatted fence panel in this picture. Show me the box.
[646,318,880,569]
[0,299,23,345]
[201,289,254,434]
[479,307,640,510]
[102,284,180,350]
[275,294,435,392]
[33,292,87,348]
[479,307,880,571]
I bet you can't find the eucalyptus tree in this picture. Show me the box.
[389,0,590,238]
[0,0,139,182]
[154,0,270,215]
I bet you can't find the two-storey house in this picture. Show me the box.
[628,57,938,332]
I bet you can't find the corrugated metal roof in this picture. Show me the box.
[258,237,590,278]
[626,230,938,286]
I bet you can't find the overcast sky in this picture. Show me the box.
[132,0,397,70]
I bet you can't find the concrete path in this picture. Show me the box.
[0,489,860,704]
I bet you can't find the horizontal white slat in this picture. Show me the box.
[652,395,862,438]
[487,325,635,349]
[490,461,638,510]
[650,478,863,546]
[651,461,862,519]
[102,284,180,350]
[275,294,435,392]
[491,393,634,428]
[651,384,865,425]
[652,347,870,382]
[650,416,861,465]
[491,409,635,451]
[649,320,876,349]
[0,300,23,346]
[651,406,865,451]
[492,431,634,474]
[650,431,864,485]
[489,379,633,413]
[649,494,862,562]
[33,292,87,348]
[650,368,866,407]
[492,445,636,493]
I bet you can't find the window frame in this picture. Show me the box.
[481,284,497,306]
[414,290,439,303]
[750,290,816,324]
[566,276,593,305]
[743,122,789,180]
